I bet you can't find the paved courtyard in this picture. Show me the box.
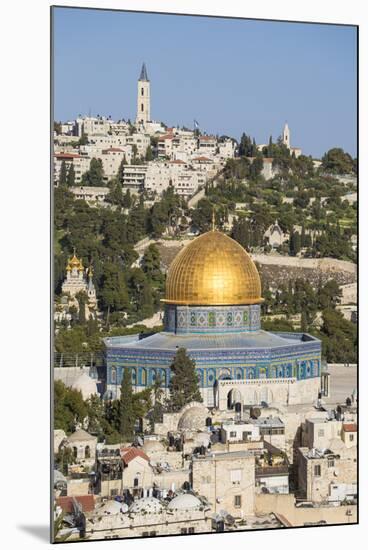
[324,364,358,406]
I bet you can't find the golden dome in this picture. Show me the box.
[67,253,84,271]
[163,230,263,306]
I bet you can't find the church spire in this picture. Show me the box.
[139,62,149,82]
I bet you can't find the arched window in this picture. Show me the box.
[85,445,90,459]
[131,368,137,384]
[111,367,116,384]
[73,446,78,459]
[141,103,144,112]
[141,87,144,96]
[141,368,147,385]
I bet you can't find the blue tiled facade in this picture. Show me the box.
[164,304,261,333]
[103,304,322,399]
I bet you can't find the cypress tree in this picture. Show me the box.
[67,163,75,186]
[119,368,135,441]
[59,160,67,186]
[168,348,202,412]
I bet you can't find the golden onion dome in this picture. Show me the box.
[163,230,263,306]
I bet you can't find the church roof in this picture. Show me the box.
[66,252,84,272]
[121,447,149,464]
[139,62,149,81]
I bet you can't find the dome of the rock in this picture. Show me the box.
[162,230,262,306]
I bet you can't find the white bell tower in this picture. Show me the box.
[136,62,151,125]
[282,122,290,149]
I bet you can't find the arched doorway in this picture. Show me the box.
[227,388,242,410]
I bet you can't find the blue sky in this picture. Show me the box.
[53,7,357,158]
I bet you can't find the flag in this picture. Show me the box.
[194,119,199,129]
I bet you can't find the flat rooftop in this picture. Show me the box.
[324,364,358,406]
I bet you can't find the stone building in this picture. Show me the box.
[53,152,91,184]
[297,442,357,503]
[59,252,97,320]
[120,447,153,495]
[66,429,97,465]
[85,495,212,540]
[282,122,302,158]
[104,229,322,406]
[264,220,289,248]
[191,450,255,516]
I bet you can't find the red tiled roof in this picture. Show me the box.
[102,147,125,153]
[54,153,81,159]
[158,134,173,141]
[199,135,215,141]
[56,495,95,513]
[343,423,357,432]
[170,159,186,164]
[121,447,149,464]
[193,156,213,162]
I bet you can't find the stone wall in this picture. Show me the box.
[254,494,357,526]
[192,453,255,516]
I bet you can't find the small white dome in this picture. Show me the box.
[71,372,98,400]
[178,407,206,431]
[100,500,128,514]
[129,497,163,514]
[167,493,202,511]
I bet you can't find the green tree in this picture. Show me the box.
[141,244,163,284]
[145,145,153,161]
[318,280,342,310]
[190,198,213,232]
[320,308,357,363]
[54,121,62,135]
[106,180,123,208]
[59,161,68,186]
[321,148,354,175]
[289,230,301,256]
[100,263,129,322]
[249,156,264,179]
[122,189,132,209]
[67,163,75,186]
[76,291,88,325]
[117,157,127,183]
[55,446,75,476]
[54,380,88,433]
[86,394,105,438]
[119,369,135,440]
[132,144,138,162]
[81,158,104,186]
[168,348,202,412]
[150,375,164,429]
